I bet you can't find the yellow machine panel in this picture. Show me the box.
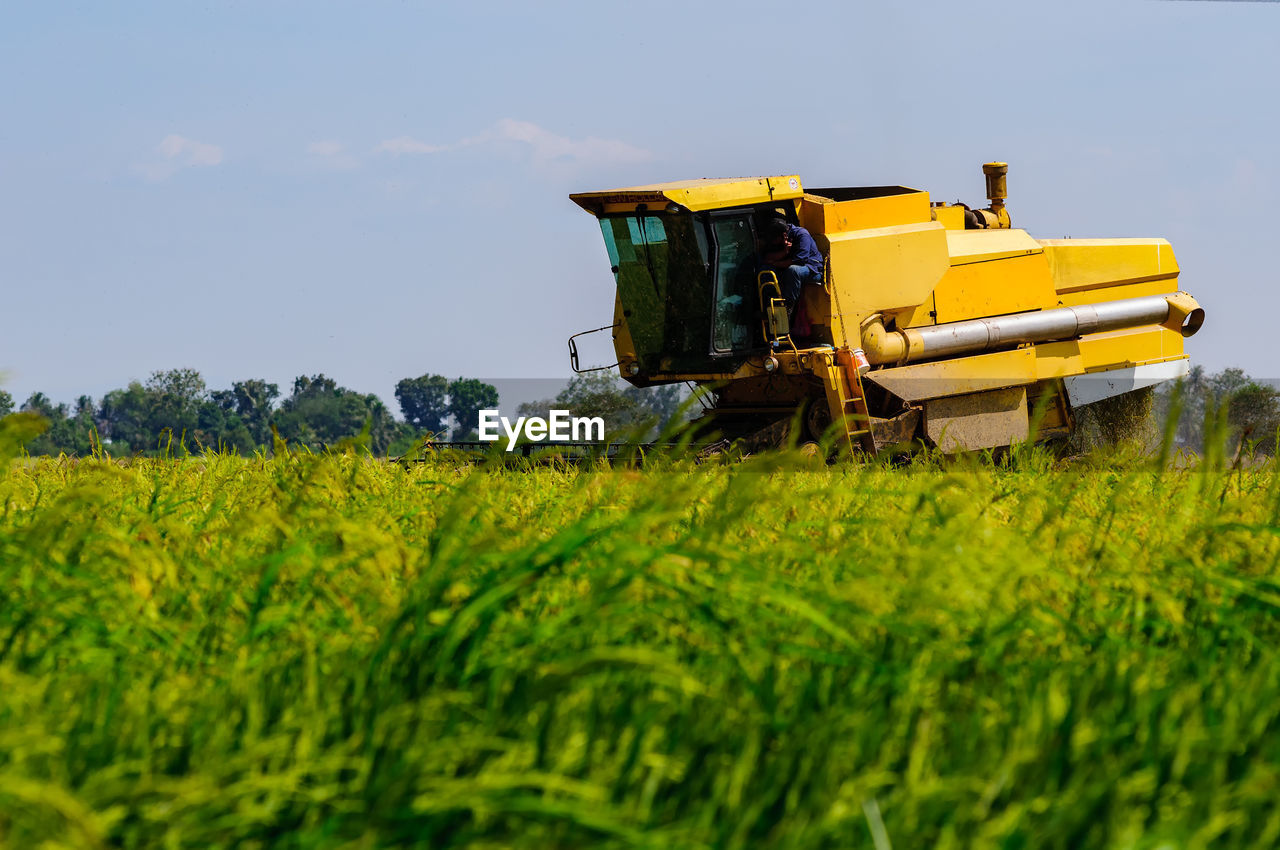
[892,294,937,330]
[865,348,1038,402]
[826,223,950,320]
[946,229,1045,266]
[1056,279,1178,307]
[800,190,932,233]
[932,250,1058,324]
[569,176,804,214]
[570,162,1205,456]
[1041,238,1179,294]
[932,205,967,230]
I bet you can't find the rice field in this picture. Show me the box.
[2,444,1279,848]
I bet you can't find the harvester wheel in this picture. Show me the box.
[806,400,832,442]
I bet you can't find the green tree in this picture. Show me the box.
[273,374,400,454]
[144,368,206,449]
[21,393,67,456]
[232,379,279,445]
[1228,382,1280,455]
[447,378,499,439]
[21,392,60,420]
[362,393,402,455]
[95,369,252,455]
[554,372,689,438]
[98,381,150,452]
[385,422,424,457]
[208,379,278,450]
[1210,368,1250,401]
[518,380,686,441]
[0,390,13,417]
[198,396,255,453]
[1172,365,1208,449]
[1155,367,1280,454]
[274,375,357,448]
[63,395,99,455]
[625,383,687,434]
[514,398,556,420]
[395,375,450,435]
[20,393,97,456]
[555,372,643,427]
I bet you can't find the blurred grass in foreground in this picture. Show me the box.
[2,448,1280,849]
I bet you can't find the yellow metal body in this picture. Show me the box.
[570,165,1204,454]
[571,176,804,215]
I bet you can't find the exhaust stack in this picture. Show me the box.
[983,161,1008,222]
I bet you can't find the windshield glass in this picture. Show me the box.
[710,216,758,352]
[600,214,714,372]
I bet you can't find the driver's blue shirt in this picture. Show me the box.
[786,224,825,278]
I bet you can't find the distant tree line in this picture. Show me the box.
[514,372,688,439]
[0,368,687,457]
[1155,366,1280,455]
[12,363,1260,458]
[1073,366,1280,456]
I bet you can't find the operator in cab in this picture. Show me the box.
[758,215,824,319]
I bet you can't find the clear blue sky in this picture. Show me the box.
[1,0,1275,410]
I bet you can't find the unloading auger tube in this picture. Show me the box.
[860,292,1204,366]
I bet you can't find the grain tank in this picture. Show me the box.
[568,164,1204,453]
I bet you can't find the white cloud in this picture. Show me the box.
[135,134,224,181]
[158,134,223,166]
[306,140,345,157]
[374,136,445,155]
[361,121,647,172]
[487,118,650,165]
[372,122,648,166]
[304,139,361,170]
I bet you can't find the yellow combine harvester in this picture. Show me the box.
[568,163,1205,454]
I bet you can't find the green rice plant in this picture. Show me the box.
[1,442,1280,848]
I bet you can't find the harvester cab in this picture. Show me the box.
[568,164,1204,456]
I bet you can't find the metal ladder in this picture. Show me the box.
[833,347,876,455]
